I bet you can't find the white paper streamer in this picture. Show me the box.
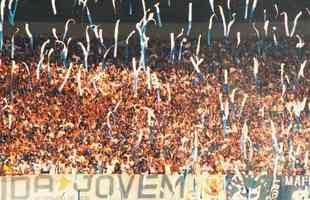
[281,12,290,37]
[51,0,57,15]
[263,9,267,22]
[186,2,192,36]
[25,23,33,47]
[252,23,260,39]
[99,28,104,44]
[239,94,248,117]
[77,42,89,69]
[126,30,136,44]
[0,0,5,22]
[208,14,216,30]
[250,0,258,19]
[154,3,162,27]
[296,34,305,48]
[272,26,278,46]
[11,28,19,59]
[170,32,175,61]
[196,34,202,56]
[253,57,259,79]
[52,28,59,41]
[58,63,73,93]
[236,32,241,48]
[63,18,75,40]
[77,66,83,96]
[209,0,214,13]
[244,0,250,20]
[274,4,279,19]
[85,25,91,52]
[230,88,237,103]
[190,56,204,74]
[264,20,270,37]
[141,0,146,17]
[227,13,236,37]
[224,69,228,84]
[280,63,285,85]
[227,0,231,10]
[219,6,227,37]
[113,19,120,58]
[290,11,302,37]
[112,0,116,14]
[188,2,192,22]
[47,48,54,82]
[298,60,307,79]
[306,8,310,16]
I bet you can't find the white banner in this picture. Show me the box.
[0,175,226,200]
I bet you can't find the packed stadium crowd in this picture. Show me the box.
[0,32,309,177]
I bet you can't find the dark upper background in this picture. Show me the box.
[13,0,310,23]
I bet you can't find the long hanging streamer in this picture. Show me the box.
[77,42,89,69]
[58,63,73,93]
[8,0,18,26]
[227,0,231,10]
[281,12,290,37]
[25,23,33,51]
[190,56,204,79]
[85,25,91,52]
[196,34,202,57]
[272,26,278,46]
[298,60,307,79]
[0,0,5,22]
[274,4,279,19]
[0,22,2,54]
[250,0,258,20]
[129,0,133,15]
[226,13,236,37]
[63,18,75,41]
[263,9,266,22]
[264,20,269,37]
[51,0,57,15]
[170,33,175,63]
[224,69,228,84]
[11,28,19,60]
[252,23,260,39]
[113,19,120,59]
[52,27,59,41]
[219,6,227,37]
[36,40,50,80]
[253,57,259,80]
[186,3,192,36]
[296,34,305,48]
[207,14,215,47]
[86,6,94,26]
[209,0,214,13]
[244,0,250,20]
[239,94,248,117]
[47,48,54,83]
[0,0,5,53]
[236,32,241,48]
[270,120,279,153]
[290,11,302,37]
[178,38,186,61]
[280,63,285,86]
[306,8,310,16]
[77,66,83,96]
[112,0,116,15]
[154,3,162,28]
